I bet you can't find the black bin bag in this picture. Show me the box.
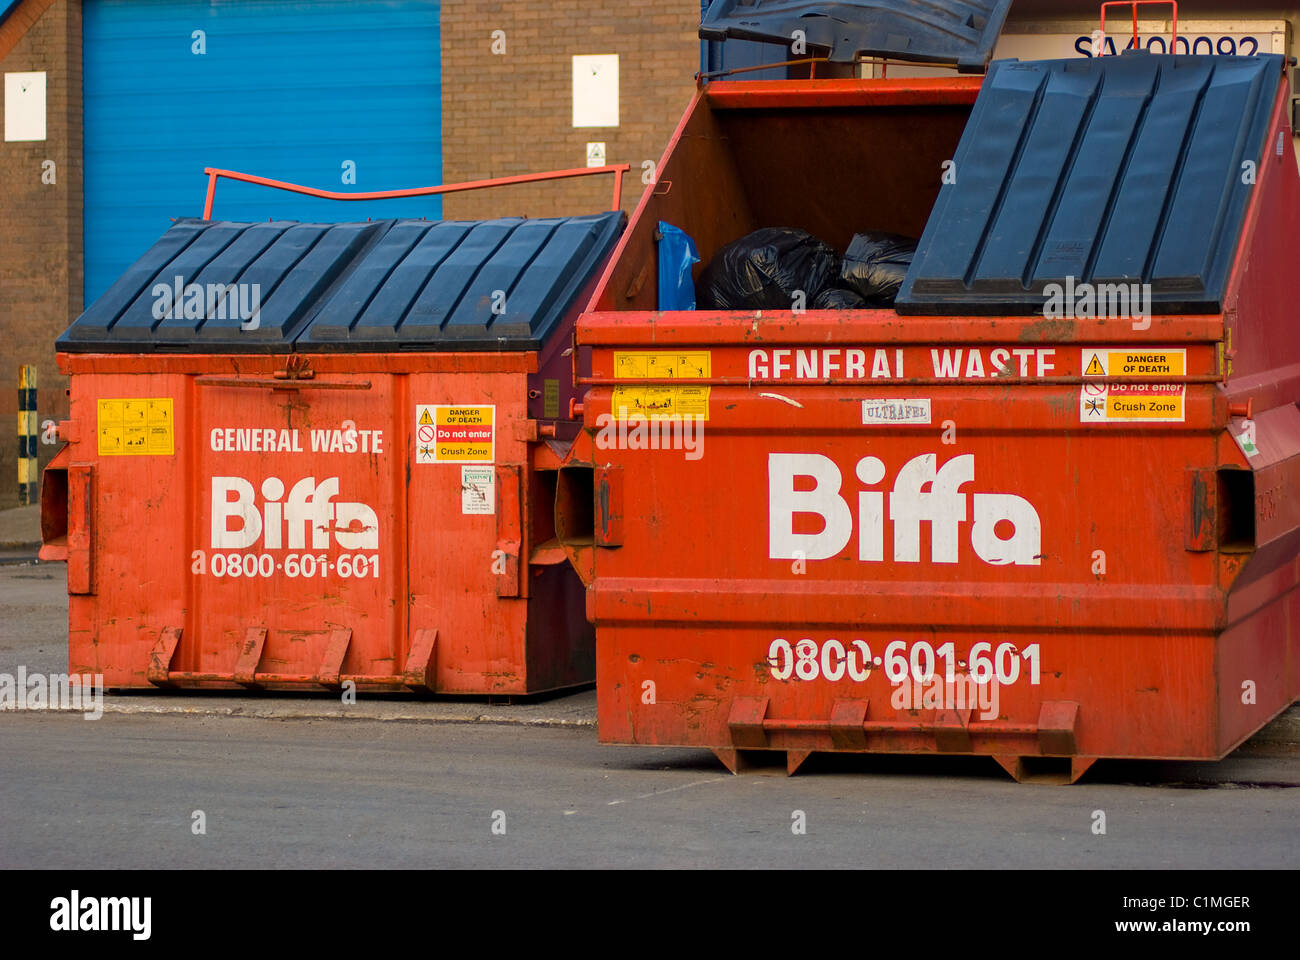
[840,232,917,307]
[813,287,868,309]
[697,228,839,310]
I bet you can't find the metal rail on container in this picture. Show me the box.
[201,164,631,220]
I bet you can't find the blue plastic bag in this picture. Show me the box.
[656,221,700,311]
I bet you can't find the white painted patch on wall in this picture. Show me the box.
[4,71,46,141]
[572,54,618,128]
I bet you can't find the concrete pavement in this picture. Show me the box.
[0,504,39,548]
[1,712,1297,869]
[0,503,40,562]
[2,551,1299,869]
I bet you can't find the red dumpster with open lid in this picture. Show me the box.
[559,2,1300,780]
[41,167,626,694]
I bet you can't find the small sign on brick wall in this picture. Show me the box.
[5,71,46,142]
[572,54,618,128]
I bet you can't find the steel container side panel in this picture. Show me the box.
[406,370,531,693]
[1213,78,1300,749]
[66,374,191,686]
[581,376,1234,760]
[1221,78,1300,385]
[190,372,405,681]
[595,628,1220,759]
[578,310,1223,348]
[1216,587,1300,755]
[583,387,1220,594]
[62,352,593,693]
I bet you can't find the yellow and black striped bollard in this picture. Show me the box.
[18,365,37,506]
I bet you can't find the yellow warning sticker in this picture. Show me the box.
[611,385,711,421]
[1082,348,1185,378]
[97,398,174,456]
[612,351,711,380]
[611,352,711,419]
[416,404,494,463]
[1079,382,1185,423]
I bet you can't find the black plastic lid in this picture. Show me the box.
[58,212,625,353]
[897,53,1286,316]
[301,213,625,351]
[699,0,1013,71]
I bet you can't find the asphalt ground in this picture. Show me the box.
[1,551,1298,872]
[2,711,1298,869]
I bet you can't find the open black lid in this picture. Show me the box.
[699,0,1013,72]
[897,53,1286,316]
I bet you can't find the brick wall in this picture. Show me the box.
[0,0,79,509]
[440,1,699,221]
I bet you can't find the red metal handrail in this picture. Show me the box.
[699,56,832,81]
[201,164,631,220]
[1099,1,1178,55]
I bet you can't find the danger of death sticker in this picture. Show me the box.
[416,404,495,463]
[1080,381,1185,423]
[1082,348,1185,378]
[1080,347,1187,423]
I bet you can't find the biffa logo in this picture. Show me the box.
[769,453,1041,566]
[211,476,378,551]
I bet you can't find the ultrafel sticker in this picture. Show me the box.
[611,351,710,420]
[862,398,931,425]
[98,398,174,456]
[416,405,494,463]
